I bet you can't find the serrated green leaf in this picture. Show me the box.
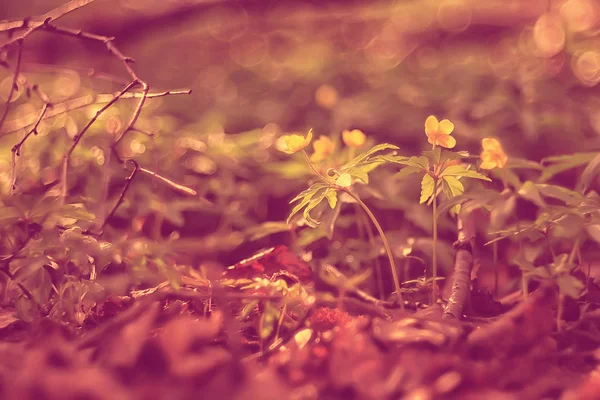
[440,165,491,181]
[395,166,422,179]
[287,193,314,224]
[420,174,435,204]
[303,188,328,227]
[442,176,464,198]
[343,143,399,170]
[326,189,338,209]
[289,183,328,204]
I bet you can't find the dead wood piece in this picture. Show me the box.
[466,282,556,357]
[443,211,476,321]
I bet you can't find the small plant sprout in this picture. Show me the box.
[280,129,405,307]
[386,116,491,304]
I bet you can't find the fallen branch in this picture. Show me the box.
[467,282,556,357]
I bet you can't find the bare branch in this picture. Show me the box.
[61,80,138,198]
[138,164,197,196]
[11,102,51,192]
[0,40,23,132]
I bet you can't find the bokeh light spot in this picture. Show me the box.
[572,51,600,86]
[437,0,472,32]
[560,0,597,33]
[315,84,339,110]
[229,32,269,68]
[533,14,566,58]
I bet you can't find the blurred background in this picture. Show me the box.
[2,0,600,300]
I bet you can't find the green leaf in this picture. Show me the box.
[536,184,584,206]
[539,152,597,183]
[0,206,23,225]
[395,166,422,179]
[491,168,522,189]
[260,301,279,340]
[347,166,370,184]
[556,275,584,299]
[518,181,546,207]
[244,222,291,241]
[579,153,600,192]
[506,157,543,170]
[239,299,260,319]
[440,165,491,181]
[420,174,435,204]
[440,149,468,164]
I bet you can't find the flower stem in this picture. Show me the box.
[431,180,439,305]
[302,150,327,182]
[342,188,404,309]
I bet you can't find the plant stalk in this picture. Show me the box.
[431,179,439,305]
[343,188,404,309]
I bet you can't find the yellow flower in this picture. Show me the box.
[480,137,508,169]
[311,135,336,162]
[425,115,456,149]
[342,129,366,148]
[278,129,313,154]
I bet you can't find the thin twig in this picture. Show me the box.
[99,160,139,233]
[11,102,50,192]
[42,22,153,147]
[0,40,23,132]
[99,160,196,233]
[0,90,191,137]
[0,0,95,47]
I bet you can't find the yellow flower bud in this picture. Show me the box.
[311,135,336,162]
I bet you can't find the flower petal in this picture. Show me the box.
[438,134,456,149]
[482,138,501,151]
[425,115,439,135]
[439,119,454,135]
[480,160,497,170]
